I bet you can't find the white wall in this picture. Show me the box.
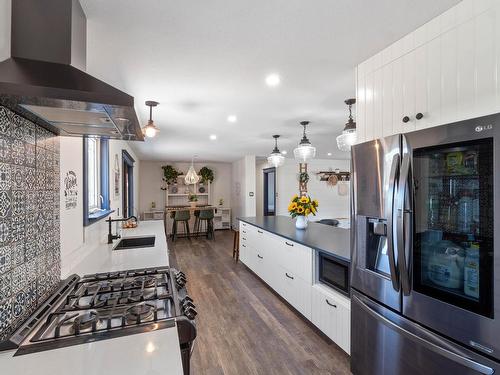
[256,158,350,221]
[231,155,256,227]
[59,136,141,276]
[138,161,232,214]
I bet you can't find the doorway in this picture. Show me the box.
[122,150,135,218]
[263,167,276,216]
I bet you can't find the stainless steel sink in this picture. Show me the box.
[113,236,156,250]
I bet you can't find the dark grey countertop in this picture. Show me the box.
[238,216,350,263]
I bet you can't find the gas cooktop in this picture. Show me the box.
[3,266,197,363]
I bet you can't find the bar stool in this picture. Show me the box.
[195,209,215,240]
[193,210,201,235]
[232,229,239,261]
[171,210,191,241]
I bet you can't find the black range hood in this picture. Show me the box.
[0,0,144,141]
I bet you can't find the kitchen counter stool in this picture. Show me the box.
[195,209,215,240]
[171,210,191,241]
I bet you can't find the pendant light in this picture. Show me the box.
[336,98,357,152]
[142,100,160,138]
[184,156,200,185]
[267,135,285,167]
[293,121,316,162]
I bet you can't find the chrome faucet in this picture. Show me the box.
[106,216,137,244]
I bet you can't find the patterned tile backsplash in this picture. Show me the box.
[0,106,60,340]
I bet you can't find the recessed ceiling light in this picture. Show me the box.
[327,152,332,156]
[281,150,287,155]
[227,115,237,123]
[265,73,281,87]
[209,134,217,140]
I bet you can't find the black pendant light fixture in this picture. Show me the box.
[267,135,285,167]
[142,100,160,138]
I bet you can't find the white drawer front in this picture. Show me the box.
[311,285,351,354]
[280,267,312,320]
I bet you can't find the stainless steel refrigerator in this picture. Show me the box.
[350,113,500,375]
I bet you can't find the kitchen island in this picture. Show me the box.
[0,220,184,375]
[238,216,351,354]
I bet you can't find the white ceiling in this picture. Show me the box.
[81,0,460,162]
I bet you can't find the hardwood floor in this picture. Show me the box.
[168,230,351,375]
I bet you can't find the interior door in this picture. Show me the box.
[263,167,276,216]
[351,135,403,311]
[402,113,499,360]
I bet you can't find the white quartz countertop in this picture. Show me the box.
[65,220,170,276]
[0,220,184,375]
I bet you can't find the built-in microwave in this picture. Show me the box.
[318,251,350,297]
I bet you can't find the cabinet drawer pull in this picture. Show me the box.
[257,230,263,234]
[257,254,263,259]
[402,116,410,123]
[285,272,294,280]
[285,241,294,247]
[416,112,424,120]
[325,299,337,308]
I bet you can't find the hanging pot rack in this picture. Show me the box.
[316,170,351,182]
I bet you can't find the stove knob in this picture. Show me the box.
[183,295,193,303]
[176,279,186,288]
[182,301,196,310]
[184,306,197,320]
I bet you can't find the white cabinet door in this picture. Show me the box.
[281,268,312,320]
[373,68,384,140]
[381,63,394,136]
[414,45,429,130]
[391,58,404,135]
[364,72,375,141]
[355,71,366,144]
[311,285,351,354]
[440,28,458,125]
[425,36,442,128]
[474,9,496,117]
[457,18,475,120]
[402,50,416,132]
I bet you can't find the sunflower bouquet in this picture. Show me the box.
[288,194,318,218]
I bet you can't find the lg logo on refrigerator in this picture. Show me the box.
[475,124,493,132]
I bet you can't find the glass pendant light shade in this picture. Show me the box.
[336,98,357,152]
[293,121,316,162]
[267,135,285,167]
[184,157,200,185]
[336,130,357,152]
[142,101,160,138]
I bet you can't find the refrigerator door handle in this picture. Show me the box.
[353,294,495,375]
[397,152,412,295]
[386,154,400,291]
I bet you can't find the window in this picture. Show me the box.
[83,137,111,225]
[87,138,100,213]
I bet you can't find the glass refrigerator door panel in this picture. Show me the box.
[413,138,493,317]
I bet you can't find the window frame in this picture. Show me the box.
[83,137,113,226]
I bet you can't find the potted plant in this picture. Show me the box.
[287,194,318,229]
[199,166,214,184]
[162,165,180,185]
[188,193,198,208]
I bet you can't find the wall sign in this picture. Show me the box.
[64,170,78,210]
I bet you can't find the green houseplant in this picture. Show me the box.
[199,166,214,184]
[188,193,198,208]
[162,165,180,185]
